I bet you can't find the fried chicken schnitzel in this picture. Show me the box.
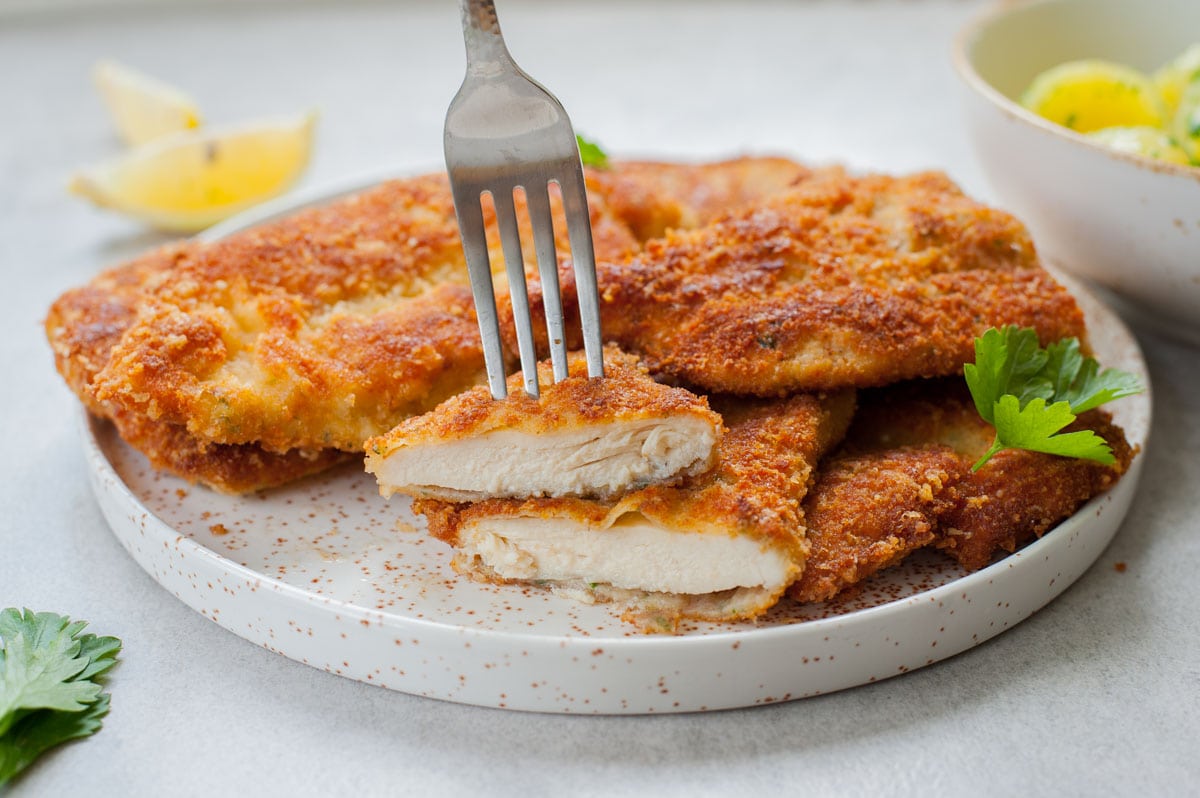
[415,390,855,632]
[585,156,821,241]
[789,379,1135,603]
[366,347,721,501]
[47,158,814,492]
[790,444,963,602]
[841,380,1135,572]
[509,170,1086,394]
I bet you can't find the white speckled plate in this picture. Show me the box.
[82,176,1151,714]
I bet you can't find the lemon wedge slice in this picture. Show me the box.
[93,60,203,146]
[1153,44,1200,117]
[1086,126,1193,166]
[70,112,317,233]
[1021,60,1166,133]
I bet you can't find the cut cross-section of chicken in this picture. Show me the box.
[366,348,721,501]
[412,390,856,632]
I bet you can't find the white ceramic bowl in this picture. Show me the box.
[953,0,1200,342]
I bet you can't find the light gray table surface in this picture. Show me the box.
[2,1,1197,795]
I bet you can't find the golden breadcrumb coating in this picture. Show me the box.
[511,170,1087,394]
[790,445,964,603]
[366,347,715,452]
[498,156,822,355]
[47,159,801,491]
[108,408,353,494]
[78,174,550,453]
[586,156,822,241]
[414,390,855,631]
[45,169,640,489]
[790,379,1136,602]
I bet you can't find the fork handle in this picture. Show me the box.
[460,0,513,75]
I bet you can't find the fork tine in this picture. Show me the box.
[557,166,604,379]
[492,187,541,397]
[525,182,568,382]
[452,188,509,399]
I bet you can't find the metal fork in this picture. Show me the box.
[444,0,604,399]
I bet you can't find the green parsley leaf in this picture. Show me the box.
[1042,336,1143,413]
[576,134,609,169]
[0,611,100,735]
[0,694,110,784]
[0,609,121,786]
[964,326,1143,471]
[963,326,1051,423]
[973,395,1116,469]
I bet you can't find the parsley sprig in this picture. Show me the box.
[576,134,609,169]
[964,326,1143,471]
[0,609,121,785]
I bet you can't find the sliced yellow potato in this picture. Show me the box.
[1171,79,1200,161]
[1152,43,1200,117]
[70,112,317,233]
[1086,126,1192,166]
[1021,59,1166,133]
[93,59,203,146]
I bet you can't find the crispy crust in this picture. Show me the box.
[45,245,351,492]
[586,156,822,241]
[46,244,193,415]
[44,168,653,491]
[513,170,1086,394]
[47,172,643,451]
[80,176,482,453]
[413,390,855,629]
[107,408,354,494]
[790,445,965,602]
[364,346,718,455]
[48,160,796,491]
[499,157,822,356]
[936,410,1135,571]
[790,379,1137,601]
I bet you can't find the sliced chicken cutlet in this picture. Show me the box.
[512,170,1086,394]
[789,379,1136,602]
[413,391,855,632]
[367,348,720,501]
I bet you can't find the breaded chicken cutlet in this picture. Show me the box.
[366,347,721,501]
[789,379,1135,602]
[47,158,813,492]
[508,170,1087,394]
[413,390,855,632]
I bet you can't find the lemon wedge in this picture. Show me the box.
[93,60,203,146]
[1021,60,1166,133]
[1153,44,1200,117]
[1086,126,1193,166]
[70,112,317,233]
